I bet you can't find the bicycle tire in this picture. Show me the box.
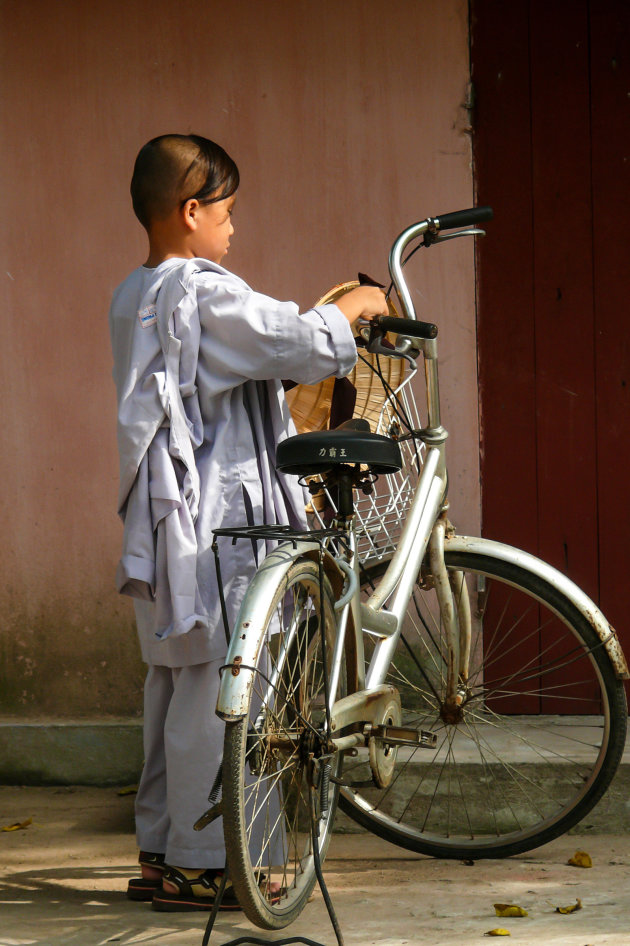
[339,549,627,859]
[222,558,347,929]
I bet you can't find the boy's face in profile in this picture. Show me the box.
[189,194,236,264]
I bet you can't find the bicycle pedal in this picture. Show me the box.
[371,725,437,748]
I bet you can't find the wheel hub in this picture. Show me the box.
[439,687,469,725]
[440,702,464,725]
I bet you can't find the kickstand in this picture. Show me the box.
[201,784,343,946]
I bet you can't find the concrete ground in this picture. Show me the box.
[1,785,630,946]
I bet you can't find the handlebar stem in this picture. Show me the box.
[421,337,443,434]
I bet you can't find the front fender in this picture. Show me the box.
[446,534,629,680]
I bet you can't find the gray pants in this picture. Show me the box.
[134,659,226,868]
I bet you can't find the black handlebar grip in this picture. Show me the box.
[434,206,493,230]
[376,315,438,339]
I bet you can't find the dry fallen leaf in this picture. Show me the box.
[494,903,528,918]
[568,850,592,868]
[556,898,583,914]
[1,817,32,832]
[485,929,511,937]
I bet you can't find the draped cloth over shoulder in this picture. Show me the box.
[109,258,358,666]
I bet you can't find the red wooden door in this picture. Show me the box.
[471,0,630,708]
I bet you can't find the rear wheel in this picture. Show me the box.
[339,550,627,858]
[222,558,346,928]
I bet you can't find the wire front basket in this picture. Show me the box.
[286,282,426,567]
[310,372,424,566]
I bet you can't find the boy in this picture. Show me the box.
[109,133,387,910]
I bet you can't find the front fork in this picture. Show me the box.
[428,515,472,722]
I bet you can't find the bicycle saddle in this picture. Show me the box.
[276,419,403,475]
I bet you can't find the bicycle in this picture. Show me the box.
[212,207,629,930]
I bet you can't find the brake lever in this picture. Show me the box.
[361,323,419,370]
[435,227,487,243]
[366,324,393,357]
[360,319,395,357]
[422,226,486,247]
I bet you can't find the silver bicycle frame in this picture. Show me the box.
[216,217,629,728]
[360,220,458,692]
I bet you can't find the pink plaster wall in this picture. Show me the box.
[0,0,476,716]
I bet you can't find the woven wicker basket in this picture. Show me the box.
[285,281,405,434]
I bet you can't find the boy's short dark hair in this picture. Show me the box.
[130,134,240,229]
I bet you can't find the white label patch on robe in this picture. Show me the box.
[137,304,157,328]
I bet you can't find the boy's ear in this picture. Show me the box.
[181,198,200,231]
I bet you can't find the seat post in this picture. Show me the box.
[336,470,355,519]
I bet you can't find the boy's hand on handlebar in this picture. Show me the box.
[334,286,388,327]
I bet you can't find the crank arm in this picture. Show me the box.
[368,724,437,749]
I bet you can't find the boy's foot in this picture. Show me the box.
[151,866,242,912]
[126,851,166,901]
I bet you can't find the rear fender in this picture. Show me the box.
[215,542,349,720]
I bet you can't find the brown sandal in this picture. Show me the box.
[151,865,242,912]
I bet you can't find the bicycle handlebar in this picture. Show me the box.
[388,206,493,324]
[433,205,493,231]
[373,315,438,340]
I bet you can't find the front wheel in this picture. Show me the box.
[222,558,346,929]
[340,549,627,859]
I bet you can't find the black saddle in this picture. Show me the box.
[276,419,403,476]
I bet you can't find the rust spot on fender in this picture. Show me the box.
[604,626,630,679]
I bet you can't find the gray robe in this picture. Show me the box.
[109,258,356,667]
